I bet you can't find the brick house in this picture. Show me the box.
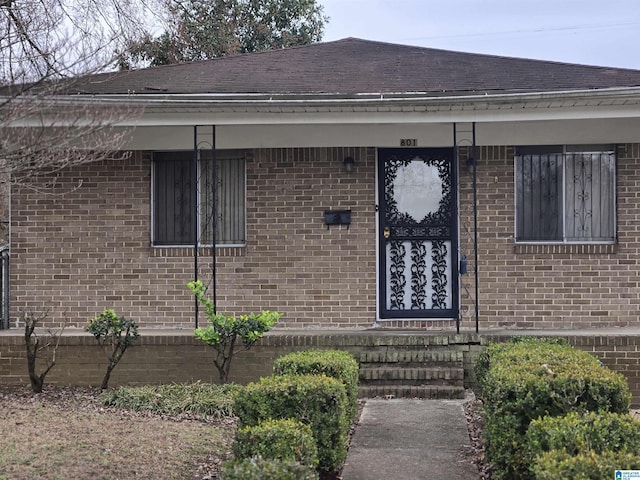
[7,38,640,332]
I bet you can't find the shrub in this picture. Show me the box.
[273,349,359,422]
[99,383,239,418]
[22,309,66,393]
[532,449,640,480]
[475,337,569,398]
[234,374,349,476]
[233,418,318,468]
[526,411,640,463]
[86,309,139,389]
[480,339,631,480]
[189,280,281,383]
[221,456,319,480]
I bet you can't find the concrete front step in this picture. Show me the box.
[359,366,464,384]
[358,384,466,399]
[359,350,464,365]
[357,346,466,398]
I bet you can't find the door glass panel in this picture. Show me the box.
[394,159,444,222]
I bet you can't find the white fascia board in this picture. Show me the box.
[7,87,640,127]
[8,102,640,128]
[122,88,640,126]
[128,102,640,127]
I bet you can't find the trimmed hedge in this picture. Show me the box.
[233,418,319,469]
[221,456,319,480]
[474,336,569,397]
[233,374,349,475]
[273,349,359,422]
[526,411,640,462]
[477,338,631,480]
[532,450,640,480]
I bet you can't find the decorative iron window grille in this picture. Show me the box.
[152,150,246,246]
[515,146,615,243]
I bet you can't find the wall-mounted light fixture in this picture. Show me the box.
[343,156,355,173]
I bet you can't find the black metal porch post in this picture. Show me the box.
[211,126,217,314]
[453,124,460,334]
[454,122,479,334]
[193,125,217,327]
[193,127,199,327]
[472,122,479,334]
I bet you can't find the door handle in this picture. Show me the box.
[383,227,390,239]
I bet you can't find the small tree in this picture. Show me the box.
[189,280,281,383]
[86,309,139,389]
[23,309,66,393]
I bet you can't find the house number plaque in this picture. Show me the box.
[400,138,417,147]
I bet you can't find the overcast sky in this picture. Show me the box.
[320,0,640,69]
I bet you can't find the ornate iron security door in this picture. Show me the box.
[378,148,458,319]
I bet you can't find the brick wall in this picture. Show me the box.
[1,331,639,406]
[460,143,640,329]
[215,147,377,327]
[9,143,640,330]
[10,147,377,329]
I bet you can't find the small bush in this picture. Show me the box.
[221,456,319,480]
[234,374,349,476]
[22,309,66,393]
[99,383,239,418]
[479,339,631,480]
[532,449,640,480]
[189,280,281,384]
[234,418,318,468]
[86,309,139,389]
[526,411,640,462]
[475,337,569,397]
[273,349,359,422]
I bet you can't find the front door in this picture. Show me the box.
[378,148,458,319]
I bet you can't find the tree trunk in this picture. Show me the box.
[29,371,44,393]
[101,363,115,390]
[25,333,43,393]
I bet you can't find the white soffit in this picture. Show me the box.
[125,118,640,150]
[131,101,640,126]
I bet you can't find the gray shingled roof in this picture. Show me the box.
[71,38,640,96]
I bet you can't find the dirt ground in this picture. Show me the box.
[0,387,236,480]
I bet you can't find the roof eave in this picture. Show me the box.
[6,86,640,127]
[71,85,640,107]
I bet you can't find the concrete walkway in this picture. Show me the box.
[341,394,479,480]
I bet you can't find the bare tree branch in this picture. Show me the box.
[0,0,156,195]
[0,0,161,246]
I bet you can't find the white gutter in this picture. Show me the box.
[5,86,640,127]
[48,85,640,105]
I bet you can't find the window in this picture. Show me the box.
[153,150,246,246]
[515,145,615,243]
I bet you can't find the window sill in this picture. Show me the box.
[514,243,617,255]
[150,246,246,257]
